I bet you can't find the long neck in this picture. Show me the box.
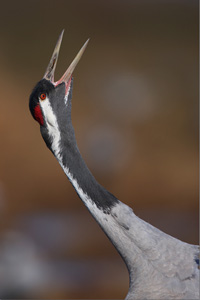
[50,121,138,267]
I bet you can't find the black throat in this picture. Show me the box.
[39,80,119,214]
[59,129,119,213]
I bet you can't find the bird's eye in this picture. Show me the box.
[40,93,46,100]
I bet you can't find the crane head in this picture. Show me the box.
[29,30,89,149]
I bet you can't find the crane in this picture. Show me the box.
[29,31,199,300]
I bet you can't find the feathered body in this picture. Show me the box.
[29,34,199,300]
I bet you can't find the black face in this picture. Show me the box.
[29,78,70,126]
[29,79,56,126]
[29,77,74,152]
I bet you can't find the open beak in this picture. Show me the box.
[43,30,89,86]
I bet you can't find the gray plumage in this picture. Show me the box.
[29,31,199,300]
[106,202,199,299]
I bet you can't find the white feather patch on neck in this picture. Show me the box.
[64,87,70,106]
[40,97,62,160]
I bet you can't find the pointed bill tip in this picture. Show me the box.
[43,32,89,85]
[43,30,65,81]
[57,38,90,84]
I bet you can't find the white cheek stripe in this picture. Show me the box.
[40,97,62,159]
[64,87,70,105]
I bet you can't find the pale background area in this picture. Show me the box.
[0,0,198,298]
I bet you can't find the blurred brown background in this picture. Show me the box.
[0,0,198,299]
